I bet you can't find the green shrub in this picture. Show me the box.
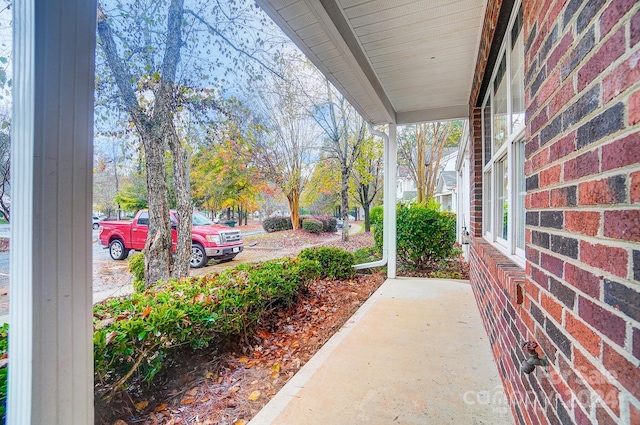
[93,257,320,396]
[299,246,355,280]
[128,252,145,293]
[262,216,293,232]
[302,218,323,234]
[353,246,380,264]
[373,203,456,269]
[299,215,337,233]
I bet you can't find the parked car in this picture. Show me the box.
[92,215,102,230]
[98,210,244,267]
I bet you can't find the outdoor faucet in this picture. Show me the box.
[520,341,548,374]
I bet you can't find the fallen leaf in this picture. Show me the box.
[247,390,261,401]
[141,306,152,318]
[180,397,196,405]
[290,340,300,348]
[194,293,205,303]
[154,403,168,412]
[205,371,215,380]
[228,386,240,393]
[185,386,199,397]
[199,397,210,402]
[238,356,249,364]
[234,420,247,425]
[134,400,148,410]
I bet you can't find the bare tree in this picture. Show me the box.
[0,116,9,222]
[312,82,367,241]
[251,57,319,229]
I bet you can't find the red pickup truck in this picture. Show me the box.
[98,210,243,268]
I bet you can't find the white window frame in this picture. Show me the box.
[482,1,526,267]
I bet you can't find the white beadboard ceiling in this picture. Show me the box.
[255,0,487,124]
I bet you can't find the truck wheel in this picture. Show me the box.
[190,243,208,268]
[109,239,129,260]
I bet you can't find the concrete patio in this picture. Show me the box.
[249,277,514,425]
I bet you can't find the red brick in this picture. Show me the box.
[550,79,577,118]
[531,108,549,135]
[541,292,563,323]
[565,210,601,236]
[541,252,564,278]
[603,50,640,103]
[578,28,626,91]
[601,0,636,37]
[564,149,600,181]
[631,403,640,425]
[526,277,541,301]
[549,131,576,162]
[548,31,574,72]
[603,344,640,395]
[538,68,560,105]
[539,165,562,187]
[566,312,601,357]
[604,210,640,242]
[578,176,626,206]
[602,132,640,171]
[531,190,550,208]
[596,405,619,425]
[579,297,627,346]
[560,356,592,411]
[633,9,640,47]
[631,171,640,203]
[580,241,628,278]
[574,348,620,416]
[531,148,550,171]
[573,403,590,425]
[630,90,640,126]
[565,263,601,299]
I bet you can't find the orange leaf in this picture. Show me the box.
[134,401,148,410]
[228,386,240,393]
[290,340,300,348]
[234,421,247,425]
[141,306,152,318]
[180,397,196,405]
[154,403,168,412]
[238,357,249,364]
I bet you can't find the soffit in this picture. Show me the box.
[255,0,487,124]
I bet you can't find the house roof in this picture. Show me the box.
[255,0,487,125]
[440,171,458,188]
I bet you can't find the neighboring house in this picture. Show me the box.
[433,170,457,211]
[395,166,416,202]
[456,122,472,259]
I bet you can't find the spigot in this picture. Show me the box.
[520,341,548,374]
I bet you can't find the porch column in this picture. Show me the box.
[385,124,397,278]
[9,0,97,423]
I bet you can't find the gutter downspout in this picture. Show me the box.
[355,123,396,278]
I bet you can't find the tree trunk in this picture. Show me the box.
[142,131,172,285]
[287,189,300,229]
[167,127,192,279]
[363,202,371,233]
[341,169,349,242]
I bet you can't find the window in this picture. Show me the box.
[137,211,149,226]
[482,1,525,262]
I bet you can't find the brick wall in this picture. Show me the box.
[469,1,640,424]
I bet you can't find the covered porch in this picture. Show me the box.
[9,0,493,423]
[250,277,513,424]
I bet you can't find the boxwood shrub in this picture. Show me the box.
[372,203,456,269]
[302,218,323,234]
[299,215,337,233]
[94,257,321,396]
[262,216,293,232]
[299,246,355,280]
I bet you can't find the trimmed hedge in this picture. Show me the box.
[128,252,145,293]
[302,218,323,234]
[262,216,293,232]
[299,215,337,233]
[299,246,355,280]
[0,324,6,422]
[372,203,456,269]
[93,257,322,396]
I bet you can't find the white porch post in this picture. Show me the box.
[9,0,97,423]
[385,124,397,278]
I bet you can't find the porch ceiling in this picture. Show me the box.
[255,0,487,124]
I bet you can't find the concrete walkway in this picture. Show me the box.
[249,277,514,425]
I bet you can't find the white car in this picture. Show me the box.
[92,215,102,230]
